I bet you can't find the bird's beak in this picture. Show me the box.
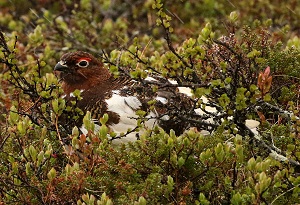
[54,61,68,72]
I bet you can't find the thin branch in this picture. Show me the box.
[160,17,191,68]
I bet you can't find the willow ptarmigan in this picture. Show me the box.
[54,51,259,143]
[54,51,196,143]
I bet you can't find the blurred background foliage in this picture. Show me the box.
[1,0,300,204]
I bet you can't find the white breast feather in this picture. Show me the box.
[104,94,157,143]
[105,94,141,128]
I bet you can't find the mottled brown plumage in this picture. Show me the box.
[54,51,170,142]
[54,51,199,143]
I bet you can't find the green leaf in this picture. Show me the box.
[29,145,37,162]
[9,106,19,125]
[229,11,239,23]
[231,192,243,205]
[218,94,230,109]
[17,121,26,136]
[177,156,185,168]
[47,168,57,180]
[100,124,108,137]
[135,196,147,205]
[235,144,244,162]
[100,113,109,125]
[52,99,59,114]
[214,143,225,162]
[247,158,256,171]
[72,126,79,136]
[198,193,210,205]
[263,93,272,101]
[28,25,44,46]
[80,0,91,10]
[167,176,174,193]
[25,162,31,176]
[247,49,261,58]
[37,151,44,167]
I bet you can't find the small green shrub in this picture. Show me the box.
[1,0,300,204]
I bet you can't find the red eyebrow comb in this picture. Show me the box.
[78,57,92,61]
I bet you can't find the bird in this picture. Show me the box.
[54,51,260,144]
[53,51,193,143]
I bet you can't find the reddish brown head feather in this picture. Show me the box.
[55,51,111,95]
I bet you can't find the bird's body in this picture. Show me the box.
[54,51,260,143]
[54,51,175,143]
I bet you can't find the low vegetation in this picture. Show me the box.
[0,0,300,204]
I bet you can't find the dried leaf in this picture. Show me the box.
[264,66,271,76]
[257,111,266,123]
[257,72,263,90]
[264,76,273,94]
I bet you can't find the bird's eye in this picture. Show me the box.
[77,60,89,67]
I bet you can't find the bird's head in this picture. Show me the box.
[54,51,111,93]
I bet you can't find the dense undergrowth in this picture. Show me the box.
[0,0,300,204]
